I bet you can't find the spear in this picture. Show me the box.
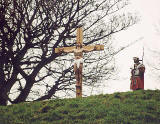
[140,47,144,64]
[142,47,144,64]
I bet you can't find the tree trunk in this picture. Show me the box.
[0,95,7,106]
[0,87,8,106]
[0,57,7,106]
[13,77,35,104]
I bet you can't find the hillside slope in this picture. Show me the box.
[0,90,160,124]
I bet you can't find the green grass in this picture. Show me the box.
[0,90,160,124]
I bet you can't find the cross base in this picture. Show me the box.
[76,84,82,97]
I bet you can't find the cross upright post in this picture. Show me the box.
[55,27,104,97]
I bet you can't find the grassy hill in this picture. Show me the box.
[0,90,160,124]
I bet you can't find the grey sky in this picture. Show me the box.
[92,0,160,95]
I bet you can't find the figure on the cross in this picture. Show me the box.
[73,43,84,83]
[59,43,97,84]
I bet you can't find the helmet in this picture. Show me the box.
[133,57,139,61]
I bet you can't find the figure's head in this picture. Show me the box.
[133,57,139,63]
[76,43,83,48]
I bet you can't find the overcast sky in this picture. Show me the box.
[89,0,160,95]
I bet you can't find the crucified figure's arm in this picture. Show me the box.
[59,47,75,53]
[83,46,97,52]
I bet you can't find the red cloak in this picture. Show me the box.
[130,66,145,90]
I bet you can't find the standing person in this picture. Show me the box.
[130,57,145,90]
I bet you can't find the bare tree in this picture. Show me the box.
[0,0,137,105]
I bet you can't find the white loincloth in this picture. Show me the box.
[74,58,83,68]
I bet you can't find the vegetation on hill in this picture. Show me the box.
[0,90,160,124]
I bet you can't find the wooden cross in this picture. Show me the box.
[55,27,104,98]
